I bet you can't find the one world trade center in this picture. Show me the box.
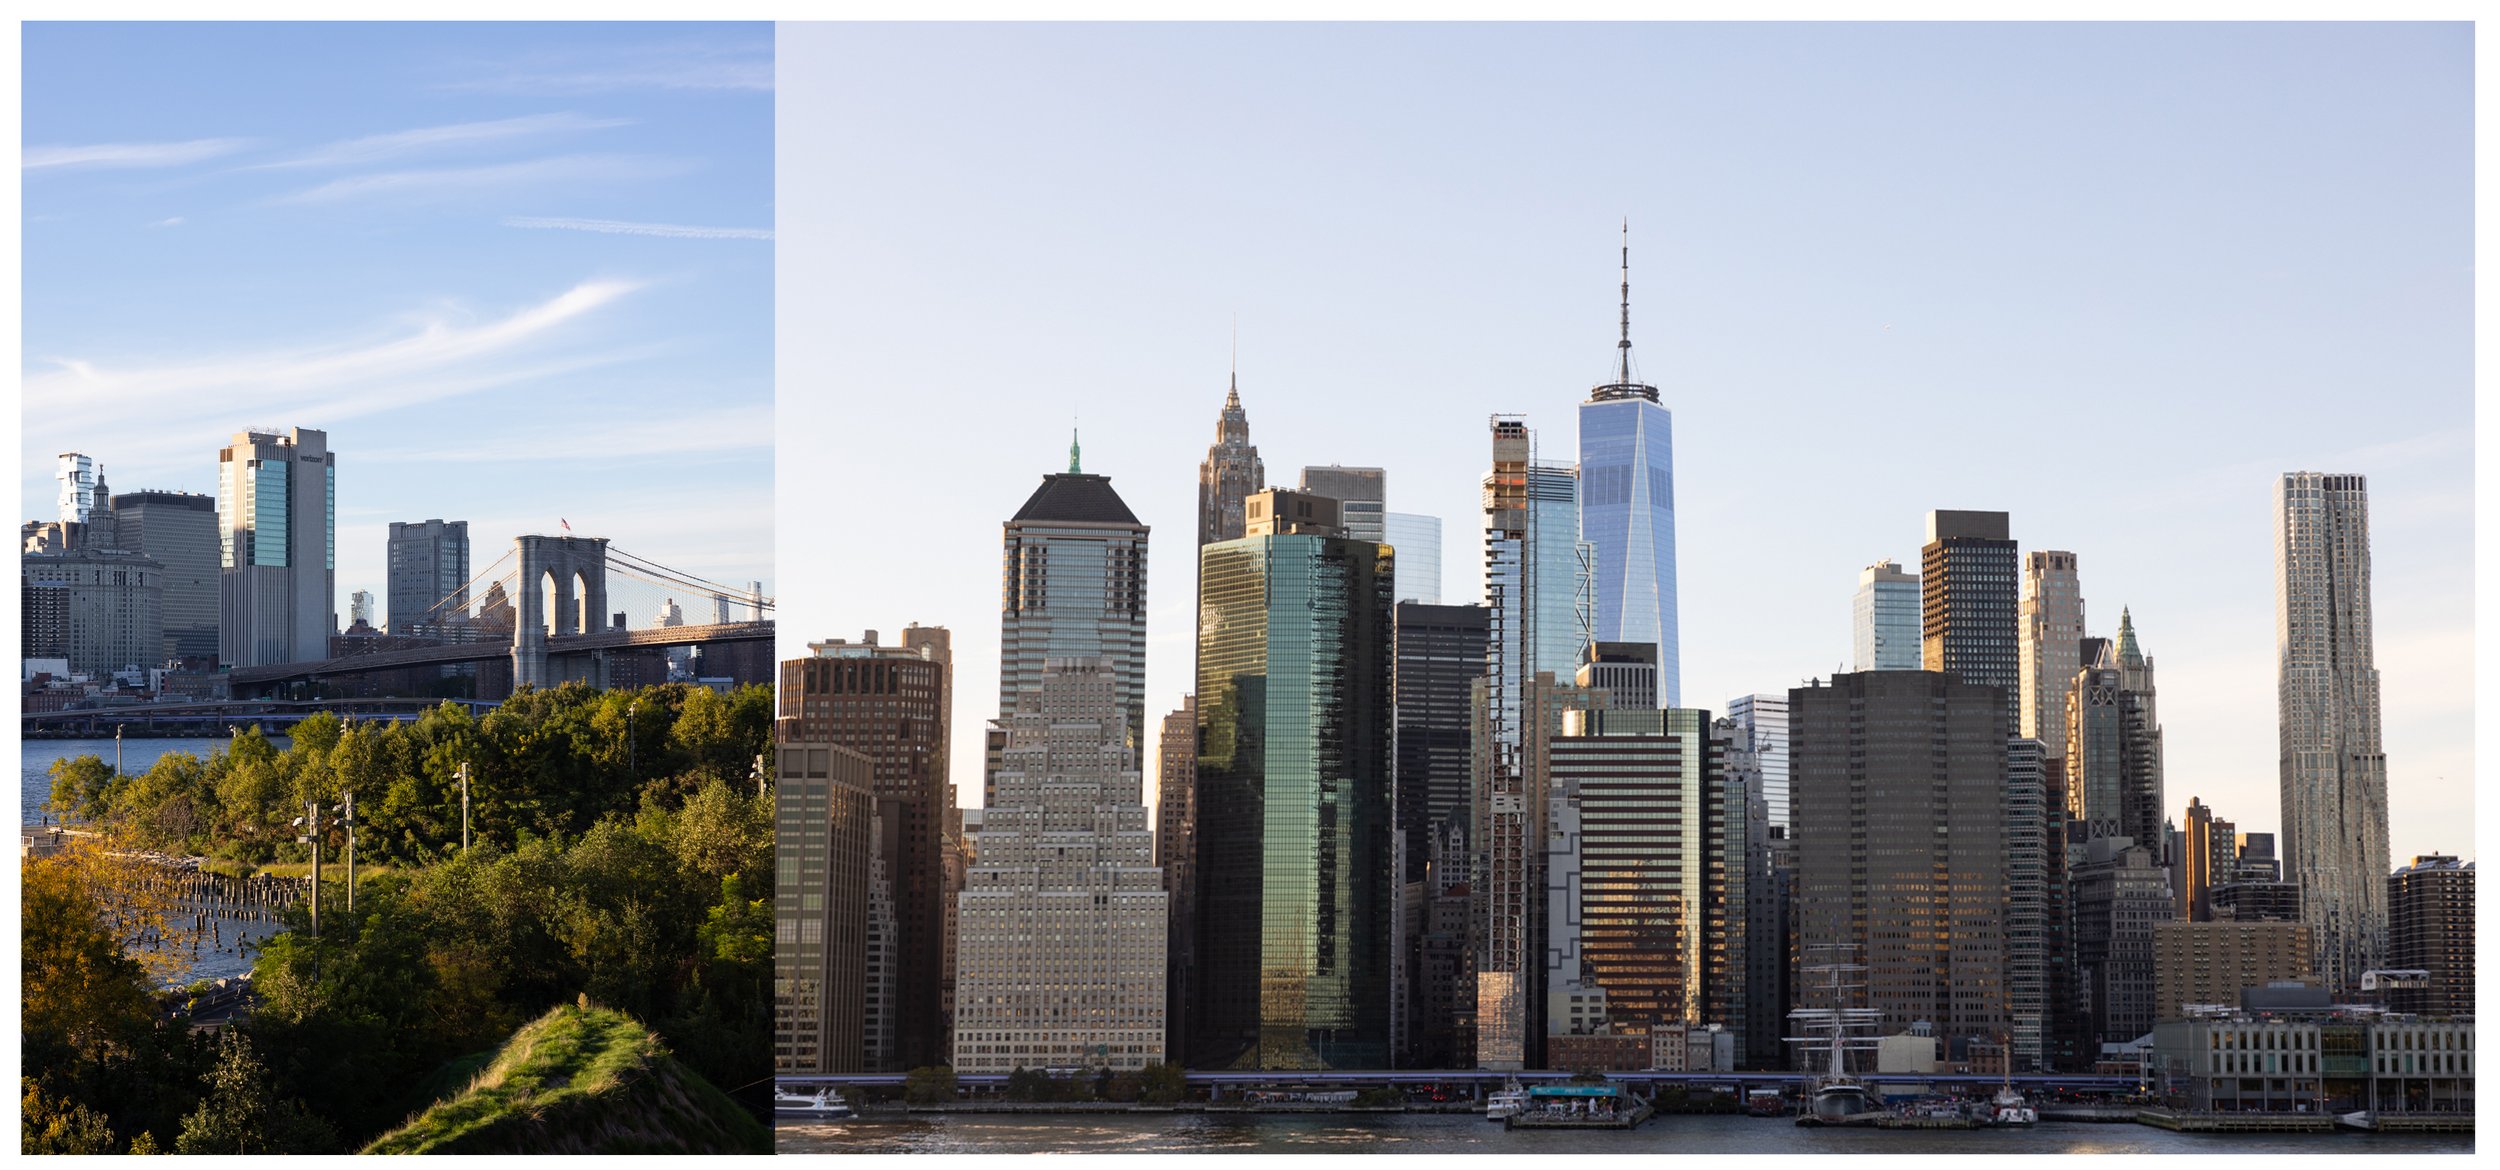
[1578,225,1679,706]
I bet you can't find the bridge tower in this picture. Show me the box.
[513,535,610,689]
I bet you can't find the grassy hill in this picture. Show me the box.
[363,1002,769,1155]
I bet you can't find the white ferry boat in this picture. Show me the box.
[1485,1083,1529,1121]
[775,1085,854,1120]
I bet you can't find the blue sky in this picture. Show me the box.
[780,22,2473,859]
[23,22,774,619]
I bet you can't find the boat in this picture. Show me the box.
[1485,1081,1529,1121]
[775,1085,854,1119]
[1985,1035,2036,1127]
[1789,946,1882,1127]
[1745,1088,1789,1118]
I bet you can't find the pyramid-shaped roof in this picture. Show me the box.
[1011,473,1140,526]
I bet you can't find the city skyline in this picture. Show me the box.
[779,22,2471,863]
[22,23,776,609]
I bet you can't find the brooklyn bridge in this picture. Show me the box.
[27,534,773,733]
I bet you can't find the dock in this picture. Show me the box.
[2136,1109,2336,1133]
[1507,1102,1653,1131]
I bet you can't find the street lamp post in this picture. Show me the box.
[115,724,124,776]
[458,761,472,853]
[339,790,357,912]
[292,800,325,946]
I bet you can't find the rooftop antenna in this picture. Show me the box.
[1617,218,1633,386]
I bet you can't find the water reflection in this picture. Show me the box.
[776,1113,2474,1156]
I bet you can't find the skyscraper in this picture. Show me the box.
[1792,671,2010,1062]
[386,519,470,634]
[2019,550,2085,759]
[1851,558,1922,672]
[780,630,952,1071]
[18,547,164,676]
[2064,611,2167,859]
[1300,465,1386,543]
[1475,417,1590,1067]
[996,448,1149,803]
[2275,471,2390,994]
[216,427,335,667]
[2069,836,2169,1050]
[1543,704,1737,1056]
[1727,693,1791,834]
[773,739,875,1075]
[1156,697,1198,1068]
[56,452,100,524]
[1381,512,1444,605]
[2386,855,2472,1016]
[953,657,1167,1074]
[1192,490,1394,1070]
[1394,602,1490,883]
[1197,378,1265,548]
[109,489,218,664]
[2180,797,2239,923]
[1920,509,2019,728]
[1577,229,1680,707]
[2005,737,2053,1070]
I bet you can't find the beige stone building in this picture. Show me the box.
[953,657,1166,1073]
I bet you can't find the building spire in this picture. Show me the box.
[1617,217,1633,386]
[1069,425,1081,474]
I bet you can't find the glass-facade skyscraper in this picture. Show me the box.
[1577,235,1680,707]
[995,453,1149,800]
[216,427,335,668]
[386,518,470,634]
[1474,417,1590,1069]
[1852,558,1921,672]
[1192,491,1394,1070]
[1381,511,1442,605]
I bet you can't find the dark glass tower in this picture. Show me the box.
[1920,509,2020,729]
[1792,671,2011,1062]
[1192,491,1394,1070]
[1393,602,1489,884]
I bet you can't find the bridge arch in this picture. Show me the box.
[513,535,609,688]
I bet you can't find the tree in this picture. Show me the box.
[173,1031,334,1154]
[47,754,115,821]
[23,848,163,1049]
[1005,1066,1049,1102]
[21,1078,119,1154]
[903,1066,957,1106]
[1138,1062,1186,1105]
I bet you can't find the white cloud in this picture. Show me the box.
[25,138,251,171]
[255,112,632,170]
[147,216,186,229]
[502,216,771,241]
[23,278,647,444]
[271,154,696,206]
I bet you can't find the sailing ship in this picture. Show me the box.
[1787,945,1882,1126]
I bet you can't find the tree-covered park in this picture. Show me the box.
[21,682,777,1154]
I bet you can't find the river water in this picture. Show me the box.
[23,737,291,985]
[776,1113,2471,1155]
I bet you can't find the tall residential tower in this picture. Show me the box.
[2275,471,2390,994]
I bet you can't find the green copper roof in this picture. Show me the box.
[2115,607,2143,667]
